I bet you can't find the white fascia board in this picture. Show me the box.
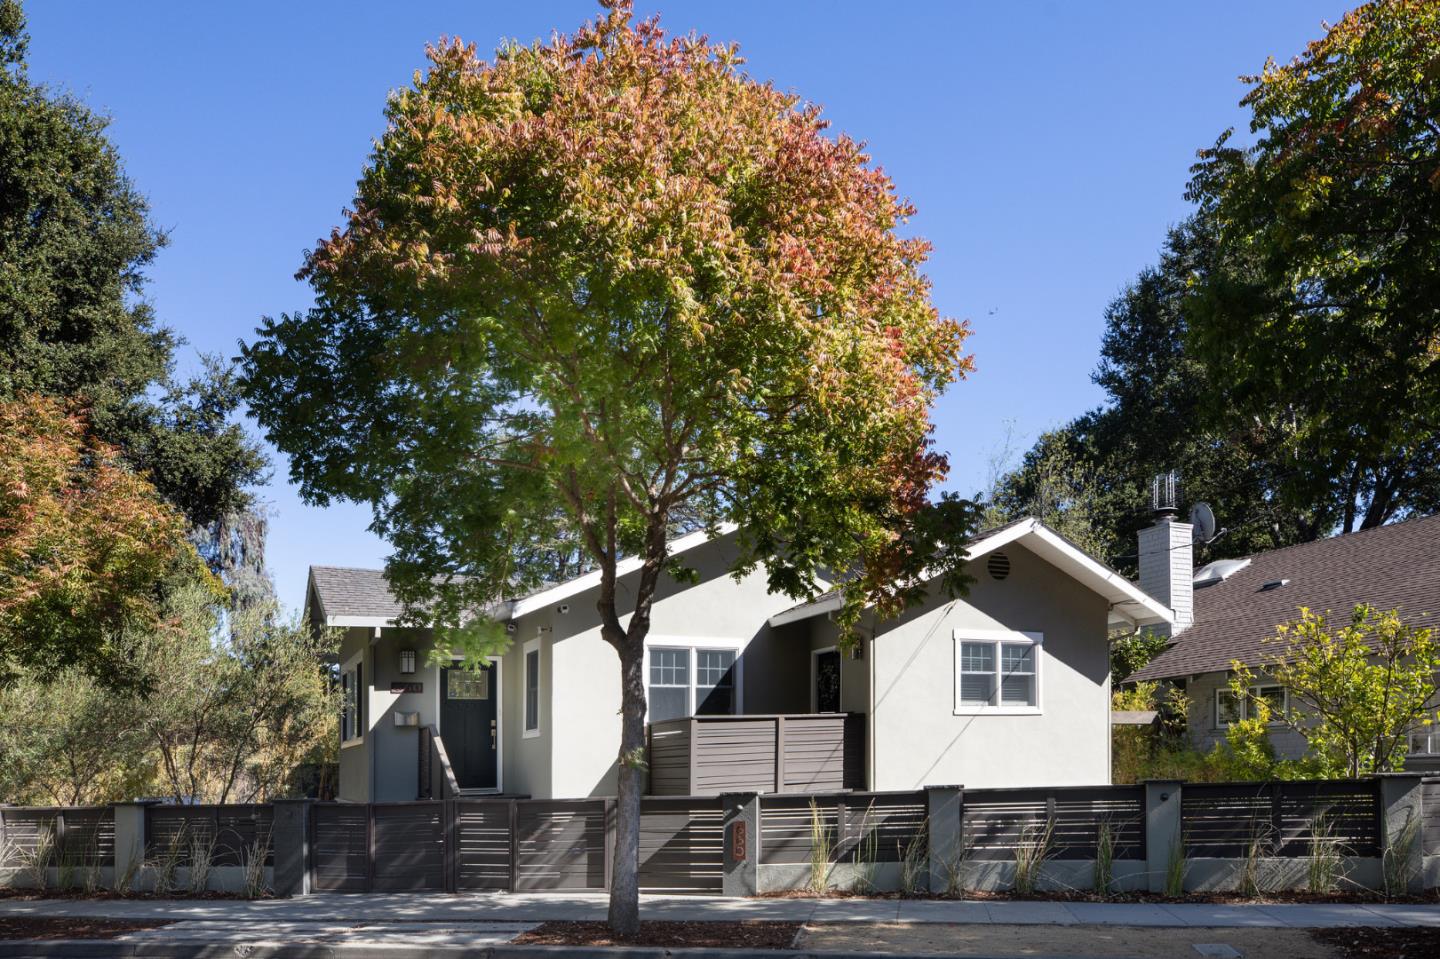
[1021,524,1175,627]
[326,615,396,629]
[508,523,737,620]
[767,592,843,628]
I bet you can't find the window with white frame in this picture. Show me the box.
[1409,724,1440,757]
[341,654,364,744]
[523,639,541,736]
[646,644,739,723]
[1215,684,1287,728]
[954,631,1041,712]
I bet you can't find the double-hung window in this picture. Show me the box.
[523,638,541,737]
[1215,684,1287,728]
[646,643,740,723]
[341,653,364,745]
[954,630,1042,714]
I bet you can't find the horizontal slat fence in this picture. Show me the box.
[638,796,725,892]
[146,805,274,867]
[514,800,608,891]
[760,790,926,865]
[1181,780,1381,857]
[1419,778,1439,857]
[962,786,1145,861]
[454,800,511,891]
[0,807,114,866]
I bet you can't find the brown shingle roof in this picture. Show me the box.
[1129,513,1440,682]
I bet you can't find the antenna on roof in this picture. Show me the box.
[1189,502,1217,543]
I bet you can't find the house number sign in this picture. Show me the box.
[731,820,747,862]
[390,681,423,694]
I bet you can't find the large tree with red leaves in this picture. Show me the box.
[241,1,974,929]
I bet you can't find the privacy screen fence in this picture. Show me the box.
[0,775,1434,896]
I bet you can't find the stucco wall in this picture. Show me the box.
[538,533,813,798]
[867,542,1112,790]
[337,627,372,802]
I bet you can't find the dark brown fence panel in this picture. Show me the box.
[1182,780,1380,858]
[693,719,779,796]
[637,797,723,893]
[514,800,607,891]
[961,786,1144,861]
[370,802,445,892]
[647,721,693,797]
[0,807,114,867]
[1423,779,1440,857]
[780,716,848,792]
[310,804,368,892]
[145,805,273,867]
[454,800,512,891]
[760,791,925,865]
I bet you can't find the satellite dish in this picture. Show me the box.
[1190,502,1217,543]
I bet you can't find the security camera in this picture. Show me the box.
[557,604,570,615]
[505,622,517,633]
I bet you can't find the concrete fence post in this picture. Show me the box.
[270,799,313,897]
[112,802,148,888]
[1376,773,1425,896]
[925,785,963,894]
[1143,780,1183,893]
[721,791,759,898]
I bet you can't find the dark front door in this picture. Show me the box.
[815,649,841,713]
[441,662,498,790]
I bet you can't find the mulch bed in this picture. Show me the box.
[0,917,173,941]
[0,889,265,901]
[760,888,1436,905]
[514,920,802,949]
[1313,927,1440,959]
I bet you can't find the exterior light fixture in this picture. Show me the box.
[399,649,416,675]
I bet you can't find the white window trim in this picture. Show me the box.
[642,635,745,720]
[341,649,365,748]
[1409,725,1440,757]
[1214,684,1290,730]
[810,646,839,713]
[953,628,1043,716]
[523,637,542,739]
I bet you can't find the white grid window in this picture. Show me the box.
[954,631,1042,713]
[648,648,691,723]
[1215,685,1288,728]
[646,643,741,722]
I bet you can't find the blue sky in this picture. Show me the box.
[25,2,1343,615]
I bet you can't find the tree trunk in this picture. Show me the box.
[607,635,647,935]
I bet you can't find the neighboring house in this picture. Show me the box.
[1126,510,1440,773]
[307,520,1172,803]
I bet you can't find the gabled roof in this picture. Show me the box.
[308,566,407,627]
[305,524,734,628]
[1129,513,1440,682]
[766,517,1175,630]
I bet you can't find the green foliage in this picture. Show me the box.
[0,396,217,686]
[1231,605,1440,778]
[0,3,263,530]
[988,217,1337,577]
[0,584,339,805]
[1185,1,1440,533]
[1111,633,1168,684]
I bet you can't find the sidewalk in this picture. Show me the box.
[0,892,1437,928]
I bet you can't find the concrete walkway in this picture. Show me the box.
[0,893,1437,929]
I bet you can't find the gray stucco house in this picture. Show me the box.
[1128,511,1440,773]
[308,520,1173,802]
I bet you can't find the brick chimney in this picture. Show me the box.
[1137,472,1193,636]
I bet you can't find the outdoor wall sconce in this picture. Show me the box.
[399,649,416,675]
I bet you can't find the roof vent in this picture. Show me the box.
[987,552,1011,581]
[1193,558,1251,588]
[1259,578,1290,592]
